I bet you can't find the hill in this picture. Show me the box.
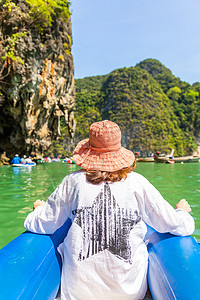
[48,59,200,157]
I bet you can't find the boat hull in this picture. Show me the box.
[173,156,200,163]
[155,156,200,163]
[12,163,36,167]
[146,226,200,299]
[154,157,174,163]
[0,219,71,300]
[137,158,155,162]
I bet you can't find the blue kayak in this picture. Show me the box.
[145,225,200,299]
[0,220,200,300]
[12,163,36,167]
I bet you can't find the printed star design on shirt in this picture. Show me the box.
[72,183,141,264]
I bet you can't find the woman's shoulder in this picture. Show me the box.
[128,171,147,180]
[62,170,86,183]
[126,171,151,186]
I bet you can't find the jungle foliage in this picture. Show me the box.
[0,0,71,69]
[73,59,200,156]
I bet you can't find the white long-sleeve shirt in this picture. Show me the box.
[24,170,195,300]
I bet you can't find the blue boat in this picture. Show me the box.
[12,162,36,167]
[0,220,200,299]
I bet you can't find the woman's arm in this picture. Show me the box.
[24,178,70,234]
[136,175,195,236]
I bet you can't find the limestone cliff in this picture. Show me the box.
[0,0,75,158]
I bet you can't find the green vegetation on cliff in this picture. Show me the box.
[73,59,200,156]
[137,60,200,137]
[26,0,71,27]
[74,75,107,139]
[0,0,71,65]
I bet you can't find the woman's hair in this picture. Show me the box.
[86,160,136,184]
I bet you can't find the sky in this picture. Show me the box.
[70,0,200,85]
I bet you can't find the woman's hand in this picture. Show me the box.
[33,200,45,210]
[175,199,192,213]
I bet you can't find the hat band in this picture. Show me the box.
[89,144,121,152]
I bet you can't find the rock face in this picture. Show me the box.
[0,0,75,158]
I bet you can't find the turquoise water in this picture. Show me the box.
[0,162,200,249]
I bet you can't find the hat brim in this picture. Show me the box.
[73,139,135,172]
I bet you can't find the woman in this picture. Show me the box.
[24,120,194,300]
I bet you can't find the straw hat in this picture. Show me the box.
[73,120,135,171]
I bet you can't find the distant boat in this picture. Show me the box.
[173,156,200,163]
[137,157,155,162]
[154,149,175,164]
[12,163,36,167]
[154,157,175,164]
[62,159,75,164]
[135,152,155,162]
[155,149,200,163]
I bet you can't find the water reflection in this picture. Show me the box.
[11,167,33,192]
[12,166,33,175]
